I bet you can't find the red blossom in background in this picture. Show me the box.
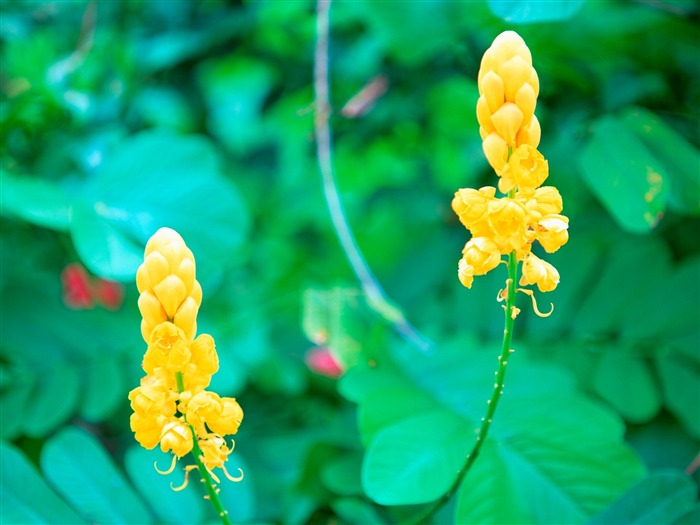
[305,346,344,379]
[61,262,124,310]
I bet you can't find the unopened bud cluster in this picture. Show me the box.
[452,31,568,292]
[128,228,243,481]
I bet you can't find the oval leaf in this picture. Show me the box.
[41,426,153,524]
[578,115,669,233]
[1,441,86,524]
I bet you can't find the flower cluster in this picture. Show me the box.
[452,31,568,292]
[128,227,243,487]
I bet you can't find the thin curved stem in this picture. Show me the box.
[313,0,432,353]
[405,252,519,524]
[175,372,232,525]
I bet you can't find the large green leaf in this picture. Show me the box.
[22,362,81,437]
[124,445,205,525]
[0,170,71,231]
[346,339,646,521]
[592,348,660,424]
[41,426,153,524]
[620,107,700,215]
[362,410,471,505]
[588,470,698,524]
[79,357,127,422]
[71,130,249,282]
[0,441,87,524]
[578,115,669,233]
[487,0,584,23]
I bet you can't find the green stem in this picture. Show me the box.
[313,0,432,353]
[175,372,232,525]
[405,251,519,525]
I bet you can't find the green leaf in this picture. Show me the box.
[124,445,205,525]
[198,56,275,154]
[656,350,700,439]
[588,470,698,525]
[578,115,669,233]
[79,357,126,422]
[620,107,700,215]
[0,362,34,440]
[41,426,153,525]
[573,235,672,335]
[71,130,249,282]
[332,497,387,525]
[0,170,71,231]
[320,451,364,496]
[23,362,81,438]
[1,441,87,524]
[488,0,584,23]
[362,410,471,505]
[354,340,645,519]
[592,348,660,424]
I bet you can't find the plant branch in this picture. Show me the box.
[313,0,432,353]
[175,372,232,525]
[405,251,520,524]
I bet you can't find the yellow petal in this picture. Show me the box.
[490,102,524,145]
[514,82,537,123]
[498,55,533,102]
[482,133,509,171]
[153,275,187,318]
[480,70,505,114]
[476,96,494,133]
[516,114,541,148]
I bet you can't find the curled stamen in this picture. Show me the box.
[204,465,221,484]
[154,455,177,476]
[170,466,195,492]
[517,288,554,317]
[223,465,244,482]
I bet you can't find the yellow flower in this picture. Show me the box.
[487,198,529,253]
[533,215,569,253]
[498,144,548,194]
[519,252,560,292]
[452,187,496,231]
[160,420,194,458]
[458,237,502,288]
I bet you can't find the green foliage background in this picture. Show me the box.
[1,0,699,524]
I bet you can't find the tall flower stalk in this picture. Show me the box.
[128,227,244,525]
[417,31,569,523]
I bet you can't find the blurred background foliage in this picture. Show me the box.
[1,0,699,524]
